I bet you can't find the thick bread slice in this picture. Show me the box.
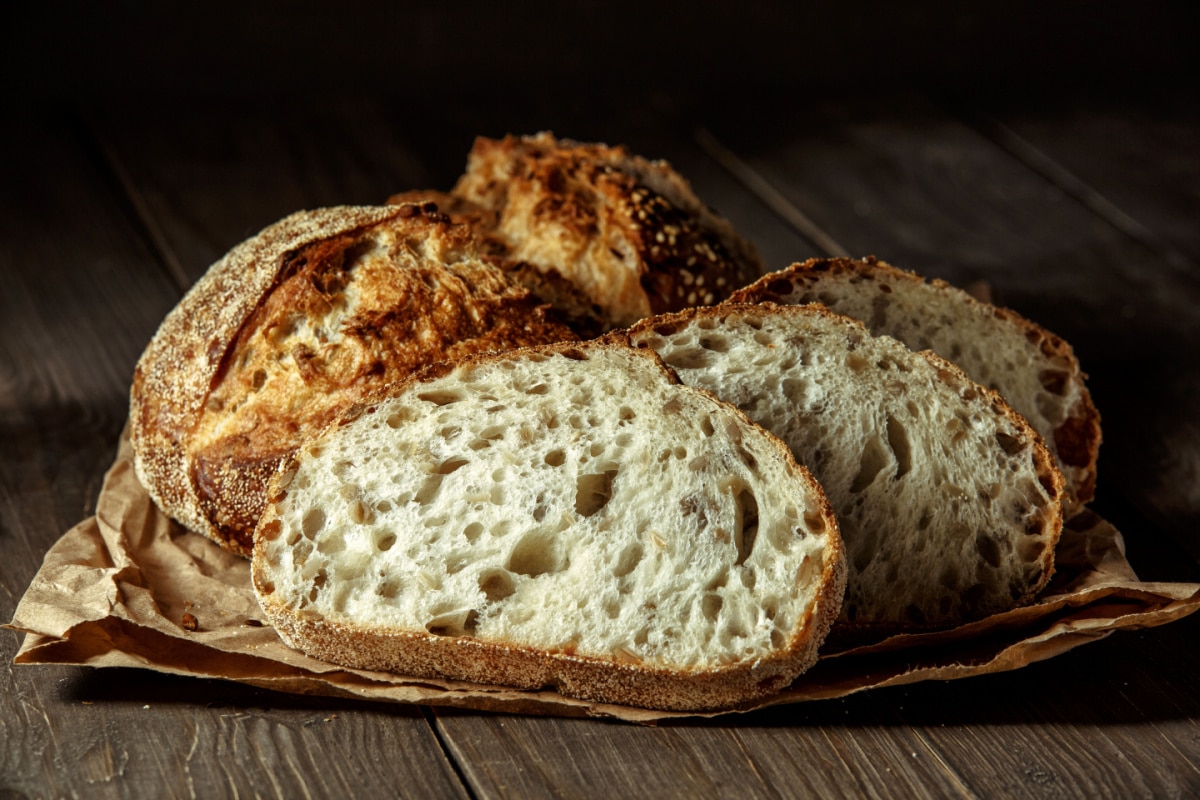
[130,203,577,557]
[441,132,764,329]
[731,257,1100,511]
[627,304,1065,633]
[252,341,844,711]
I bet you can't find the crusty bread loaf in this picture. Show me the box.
[627,304,1065,633]
[130,203,577,557]
[251,341,845,711]
[430,132,764,329]
[730,257,1101,511]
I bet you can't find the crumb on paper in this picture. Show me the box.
[181,612,199,632]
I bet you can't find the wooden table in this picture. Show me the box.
[4,66,1200,798]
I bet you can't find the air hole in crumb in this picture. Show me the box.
[375,580,399,599]
[886,415,912,479]
[479,570,516,602]
[414,474,445,504]
[619,406,636,421]
[544,449,566,467]
[301,508,326,539]
[464,522,484,542]
[376,532,396,551]
[995,431,1024,456]
[850,437,888,493]
[699,335,730,353]
[418,389,465,406]
[613,542,643,578]
[251,368,267,390]
[575,468,618,517]
[508,531,564,577]
[661,348,713,371]
[733,486,759,566]
[527,383,550,395]
[976,533,1002,568]
[701,416,715,436]
[701,593,723,622]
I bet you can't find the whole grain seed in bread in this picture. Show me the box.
[731,257,1101,511]
[627,304,1064,634]
[438,132,765,329]
[130,204,577,557]
[251,341,844,711]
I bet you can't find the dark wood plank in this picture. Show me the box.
[433,705,967,800]
[701,92,1200,560]
[967,86,1200,270]
[88,99,441,284]
[0,113,468,798]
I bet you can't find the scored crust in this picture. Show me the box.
[441,132,765,329]
[251,340,846,711]
[130,203,577,556]
[730,256,1101,510]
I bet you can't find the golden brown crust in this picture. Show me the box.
[251,338,846,711]
[730,256,1101,510]
[131,204,578,557]
[450,132,764,329]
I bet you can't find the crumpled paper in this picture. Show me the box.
[9,429,1200,723]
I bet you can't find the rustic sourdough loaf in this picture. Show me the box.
[731,257,1100,511]
[627,304,1064,633]
[130,203,577,557]
[424,132,764,330]
[251,341,845,711]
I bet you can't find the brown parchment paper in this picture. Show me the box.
[9,430,1200,723]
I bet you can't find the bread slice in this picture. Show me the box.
[439,132,764,329]
[731,257,1100,511]
[626,304,1065,633]
[251,341,844,711]
[130,203,577,557]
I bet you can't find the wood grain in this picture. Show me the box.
[966,87,1200,270]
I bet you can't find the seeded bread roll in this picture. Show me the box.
[441,132,765,329]
[627,304,1065,633]
[251,341,845,711]
[130,203,577,557]
[731,257,1101,511]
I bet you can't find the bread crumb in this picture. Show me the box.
[181,612,199,632]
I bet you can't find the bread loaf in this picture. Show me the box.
[731,257,1100,511]
[251,341,844,711]
[430,132,765,329]
[627,304,1065,633]
[130,203,577,556]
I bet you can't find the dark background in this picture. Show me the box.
[5,2,1198,106]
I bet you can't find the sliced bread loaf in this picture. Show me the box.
[731,257,1100,511]
[251,341,844,711]
[626,304,1065,633]
[130,203,577,557]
